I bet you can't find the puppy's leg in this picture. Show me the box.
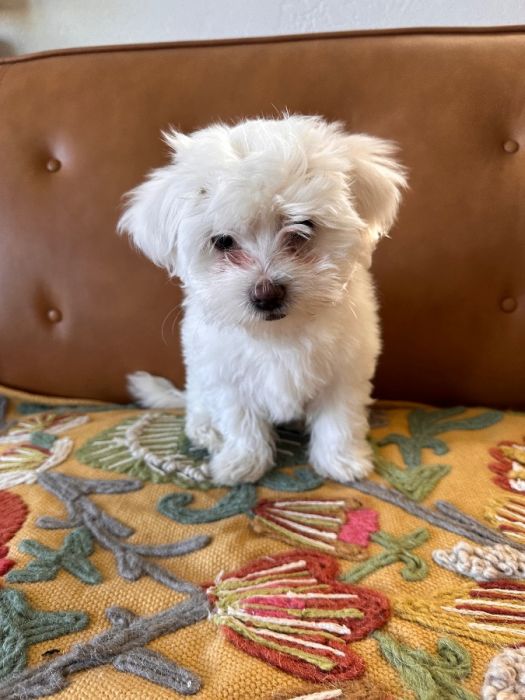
[307,381,374,482]
[184,373,223,454]
[208,400,275,485]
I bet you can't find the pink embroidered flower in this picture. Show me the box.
[339,508,379,547]
[252,498,379,560]
[206,550,390,682]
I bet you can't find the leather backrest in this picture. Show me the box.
[0,28,524,407]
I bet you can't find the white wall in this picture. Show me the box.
[1,0,525,57]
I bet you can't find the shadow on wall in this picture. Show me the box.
[0,0,28,55]
[0,40,15,57]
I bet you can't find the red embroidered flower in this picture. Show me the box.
[0,491,28,576]
[489,438,525,492]
[206,550,390,682]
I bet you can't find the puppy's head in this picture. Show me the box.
[119,116,407,328]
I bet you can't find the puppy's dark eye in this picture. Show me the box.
[297,220,314,229]
[212,235,237,251]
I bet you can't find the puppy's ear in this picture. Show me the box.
[346,134,408,267]
[118,130,189,277]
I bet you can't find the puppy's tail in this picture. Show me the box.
[127,371,186,409]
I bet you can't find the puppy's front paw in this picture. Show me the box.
[185,417,223,454]
[209,443,273,486]
[310,441,374,483]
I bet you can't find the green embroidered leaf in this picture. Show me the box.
[374,455,451,502]
[341,528,430,583]
[378,407,503,467]
[158,484,258,524]
[373,631,477,700]
[7,527,102,585]
[0,587,88,680]
[259,465,324,491]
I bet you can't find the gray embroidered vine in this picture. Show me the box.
[349,479,525,551]
[34,472,211,592]
[0,590,210,698]
[0,395,7,431]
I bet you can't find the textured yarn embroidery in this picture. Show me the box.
[0,587,88,681]
[433,540,525,581]
[6,527,102,585]
[489,437,525,492]
[350,479,525,551]
[35,472,210,592]
[373,452,450,502]
[0,589,210,697]
[373,631,477,700]
[77,414,321,491]
[378,406,503,467]
[0,491,28,576]
[0,413,89,444]
[159,484,258,524]
[0,438,72,488]
[252,498,378,560]
[206,550,390,682]
[76,412,211,487]
[395,578,525,646]
[342,528,429,583]
[481,646,525,699]
[485,495,525,545]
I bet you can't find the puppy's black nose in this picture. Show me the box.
[250,281,287,311]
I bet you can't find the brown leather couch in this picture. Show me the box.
[1,26,523,409]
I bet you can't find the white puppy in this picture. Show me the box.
[119,115,406,486]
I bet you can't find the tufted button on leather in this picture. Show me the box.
[47,308,62,323]
[45,157,61,172]
[500,297,518,313]
[503,139,519,153]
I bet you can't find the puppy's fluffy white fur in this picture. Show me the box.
[119,115,407,485]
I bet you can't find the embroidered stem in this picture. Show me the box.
[373,630,477,700]
[341,529,429,583]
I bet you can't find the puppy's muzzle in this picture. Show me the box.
[250,280,287,319]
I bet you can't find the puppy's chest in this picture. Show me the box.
[227,341,328,422]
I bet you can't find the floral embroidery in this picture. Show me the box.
[0,438,72,488]
[0,413,89,444]
[374,631,477,700]
[206,551,390,682]
[76,412,211,487]
[485,494,525,545]
[342,528,429,583]
[395,579,525,646]
[0,587,88,681]
[432,540,525,581]
[488,437,525,492]
[0,491,28,576]
[482,646,525,699]
[251,498,378,560]
[7,528,102,585]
